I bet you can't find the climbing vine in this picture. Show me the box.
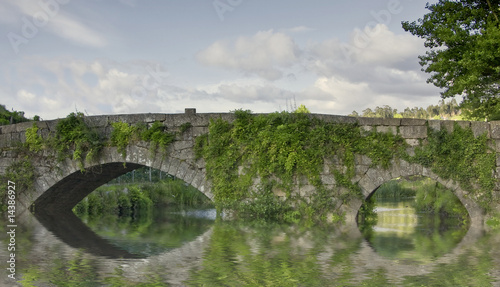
[54,112,103,170]
[195,110,408,221]
[410,123,497,210]
[110,120,176,158]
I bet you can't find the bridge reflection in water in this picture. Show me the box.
[7,201,494,286]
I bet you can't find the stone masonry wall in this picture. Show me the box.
[0,110,499,224]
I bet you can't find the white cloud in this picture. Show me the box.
[196,30,300,80]
[286,26,314,33]
[6,1,107,48]
[49,14,107,48]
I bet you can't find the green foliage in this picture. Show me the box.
[110,121,175,158]
[402,0,500,120]
[351,99,461,120]
[25,123,44,152]
[294,104,310,114]
[187,222,328,286]
[236,188,296,222]
[0,104,31,125]
[73,177,213,218]
[486,215,500,229]
[195,111,408,221]
[110,121,138,158]
[54,112,103,170]
[139,121,175,156]
[0,158,35,210]
[411,123,496,209]
[179,122,192,133]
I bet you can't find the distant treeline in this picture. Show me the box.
[350,99,461,120]
[0,104,38,125]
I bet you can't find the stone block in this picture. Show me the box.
[167,158,181,176]
[160,157,172,174]
[358,176,377,197]
[357,117,381,126]
[428,120,441,131]
[491,121,500,139]
[172,140,193,151]
[298,185,315,197]
[1,124,16,134]
[190,171,203,189]
[84,116,108,128]
[360,125,373,134]
[496,140,500,153]
[320,174,335,185]
[0,134,11,148]
[471,122,490,138]
[441,121,455,133]
[312,114,357,124]
[366,168,392,187]
[355,154,372,166]
[401,118,426,126]
[14,121,33,132]
[405,139,420,146]
[193,126,209,137]
[455,121,470,130]
[376,126,397,135]
[183,167,196,184]
[399,126,427,139]
[175,161,190,179]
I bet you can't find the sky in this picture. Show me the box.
[0,0,443,120]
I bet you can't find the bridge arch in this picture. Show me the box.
[30,146,211,213]
[352,159,484,226]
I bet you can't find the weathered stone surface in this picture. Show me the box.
[491,121,500,139]
[357,117,400,126]
[455,121,471,130]
[401,118,426,126]
[405,139,420,147]
[471,121,490,137]
[360,125,373,133]
[320,174,335,185]
[0,112,496,227]
[428,120,441,131]
[167,158,181,176]
[441,121,455,133]
[355,154,372,166]
[399,126,427,139]
[376,126,397,135]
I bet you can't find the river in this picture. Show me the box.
[1,199,500,286]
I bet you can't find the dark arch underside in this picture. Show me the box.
[32,162,143,213]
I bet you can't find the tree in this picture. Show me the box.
[402,0,500,120]
[294,104,310,114]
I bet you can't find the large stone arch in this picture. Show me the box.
[29,145,211,213]
[351,158,484,226]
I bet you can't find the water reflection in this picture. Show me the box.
[2,209,499,286]
[80,209,215,257]
[362,198,469,262]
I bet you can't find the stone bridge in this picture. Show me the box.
[1,109,499,225]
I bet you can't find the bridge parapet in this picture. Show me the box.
[0,112,499,224]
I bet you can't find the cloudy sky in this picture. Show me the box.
[0,0,442,120]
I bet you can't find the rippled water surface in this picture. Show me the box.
[1,203,500,286]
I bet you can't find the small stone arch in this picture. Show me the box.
[29,145,211,214]
[352,159,484,226]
